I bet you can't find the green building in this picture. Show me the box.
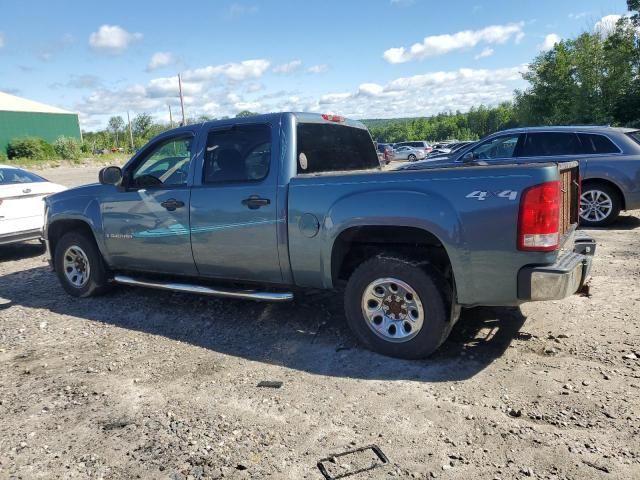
[0,91,81,155]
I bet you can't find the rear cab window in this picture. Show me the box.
[296,122,379,174]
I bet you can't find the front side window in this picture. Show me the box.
[520,132,581,157]
[0,168,46,185]
[578,134,620,154]
[203,124,271,184]
[131,136,193,188]
[468,135,520,160]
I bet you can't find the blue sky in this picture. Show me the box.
[0,0,626,130]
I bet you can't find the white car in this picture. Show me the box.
[0,165,66,246]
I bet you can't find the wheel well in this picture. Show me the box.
[48,220,96,263]
[582,178,625,210]
[331,226,453,285]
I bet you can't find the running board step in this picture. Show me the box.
[113,275,294,303]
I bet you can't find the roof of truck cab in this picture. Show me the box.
[198,112,367,130]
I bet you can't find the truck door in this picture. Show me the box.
[189,122,283,283]
[100,134,197,275]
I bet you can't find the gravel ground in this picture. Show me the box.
[1,165,639,479]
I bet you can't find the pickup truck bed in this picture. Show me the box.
[44,112,595,359]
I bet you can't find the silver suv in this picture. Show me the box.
[413,126,640,227]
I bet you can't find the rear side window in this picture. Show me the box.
[297,123,379,174]
[203,124,271,184]
[628,131,640,145]
[520,132,582,157]
[578,134,620,154]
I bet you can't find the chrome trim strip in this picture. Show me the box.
[113,274,294,302]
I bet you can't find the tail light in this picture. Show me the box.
[517,181,560,251]
[321,114,345,123]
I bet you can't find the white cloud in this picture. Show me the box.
[147,52,177,71]
[0,32,5,49]
[184,59,271,82]
[594,14,622,35]
[474,47,494,60]
[307,64,329,74]
[75,57,527,131]
[306,65,527,119]
[272,60,303,74]
[383,22,524,63]
[569,12,589,20]
[540,33,561,51]
[89,25,143,54]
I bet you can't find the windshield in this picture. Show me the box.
[0,167,47,185]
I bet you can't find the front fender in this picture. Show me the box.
[46,196,108,262]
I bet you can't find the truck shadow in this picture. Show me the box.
[1,266,526,383]
[0,242,45,262]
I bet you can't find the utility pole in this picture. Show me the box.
[178,73,186,126]
[168,104,174,128]
[127,111,134,151]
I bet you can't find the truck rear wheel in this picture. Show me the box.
[54,232,111,298]
[344,256,452,359]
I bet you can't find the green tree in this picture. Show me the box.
[108,116,125,148]
[132,113,153,140]
[235,110,259,118]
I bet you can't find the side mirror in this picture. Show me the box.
[462,152,475,163]
[99,166,123,185]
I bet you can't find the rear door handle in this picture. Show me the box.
[242,195,271,209]
[160,198,185,211]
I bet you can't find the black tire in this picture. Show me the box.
[344,256,453,359]
[579,183,621,227]
[54,231,111,297]
[408,154,417,161]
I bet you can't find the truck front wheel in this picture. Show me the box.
[344,256,452,359]
[54,232,111,298]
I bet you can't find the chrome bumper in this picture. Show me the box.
[518,233,595,301]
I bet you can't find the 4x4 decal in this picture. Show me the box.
[466,190,519,201]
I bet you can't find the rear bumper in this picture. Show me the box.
[518,232,596,301]
[0,228,43,246]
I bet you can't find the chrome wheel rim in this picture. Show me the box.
[63,246,90,288]
[580,189,613,223]
[361,277,424,343]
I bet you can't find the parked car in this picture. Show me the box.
[400,126,640,227]
[392,145,426,161]
[393,140,432,155]
[427,141,475,157]
[376,143,394,164]
[44,112,594,359]
[0,165,66,246]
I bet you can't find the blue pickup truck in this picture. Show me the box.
[44,113,595,358]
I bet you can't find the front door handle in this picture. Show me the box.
[160,198,185,211]
[242,195,271,209]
